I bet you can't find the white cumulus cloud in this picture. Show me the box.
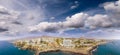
[29,0,120,33]
[104,0,120,26]
[29,13,88,33]
[85,14,112,29]
[0,0,120,38]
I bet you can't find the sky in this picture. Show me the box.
[0,0,120,40]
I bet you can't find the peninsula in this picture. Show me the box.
[13,36,107,55]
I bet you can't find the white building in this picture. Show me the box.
[41,37,55,43]
[62,39,74,47]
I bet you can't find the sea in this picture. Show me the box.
[0,40,120,55]
[0,41,34,55]
[92,40,120,55]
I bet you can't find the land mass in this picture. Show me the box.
[13,36,107,55]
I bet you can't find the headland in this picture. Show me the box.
[13,36,107,55]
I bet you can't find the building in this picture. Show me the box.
[62,39,74,48]
[41,37,55,43]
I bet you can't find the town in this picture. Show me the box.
[13,36,107,55]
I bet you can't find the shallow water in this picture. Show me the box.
[0,41,34,55]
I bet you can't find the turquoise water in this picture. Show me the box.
[0,41,34,55]
[39,40,120,55]
[93,40,120,55]
[0,41,120,55]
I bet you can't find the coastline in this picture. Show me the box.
[88,45,98,55]
[88,42,108,55]
[13,36,108,55]
[35,49,87,55]
[35,42,107,55]
[35,46,98,55]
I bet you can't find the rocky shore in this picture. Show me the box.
[36,42,107,55]
[35,46,98,55]
[88,42,107,55]
[88,45,98,55]
[38,50,87,55]
[13,36,107,55]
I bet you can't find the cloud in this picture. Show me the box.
[85,14,112,29]
[70,1,79,9]
[0,5,41,36]
[104,0,120,26]
[84,28,120,39]
[29,13,88,32]
[0,28,8,32]
[0,0,45,24]
[0,0,120,38]
[0,5,20,20]
[29,0,120,33]
[0,5,22,35]
[85,0,120,29]
[64,13,88,28]
[70,5,78,9]
[0,5,20,26]
[0,0,46,36]
[29,22,63,32]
